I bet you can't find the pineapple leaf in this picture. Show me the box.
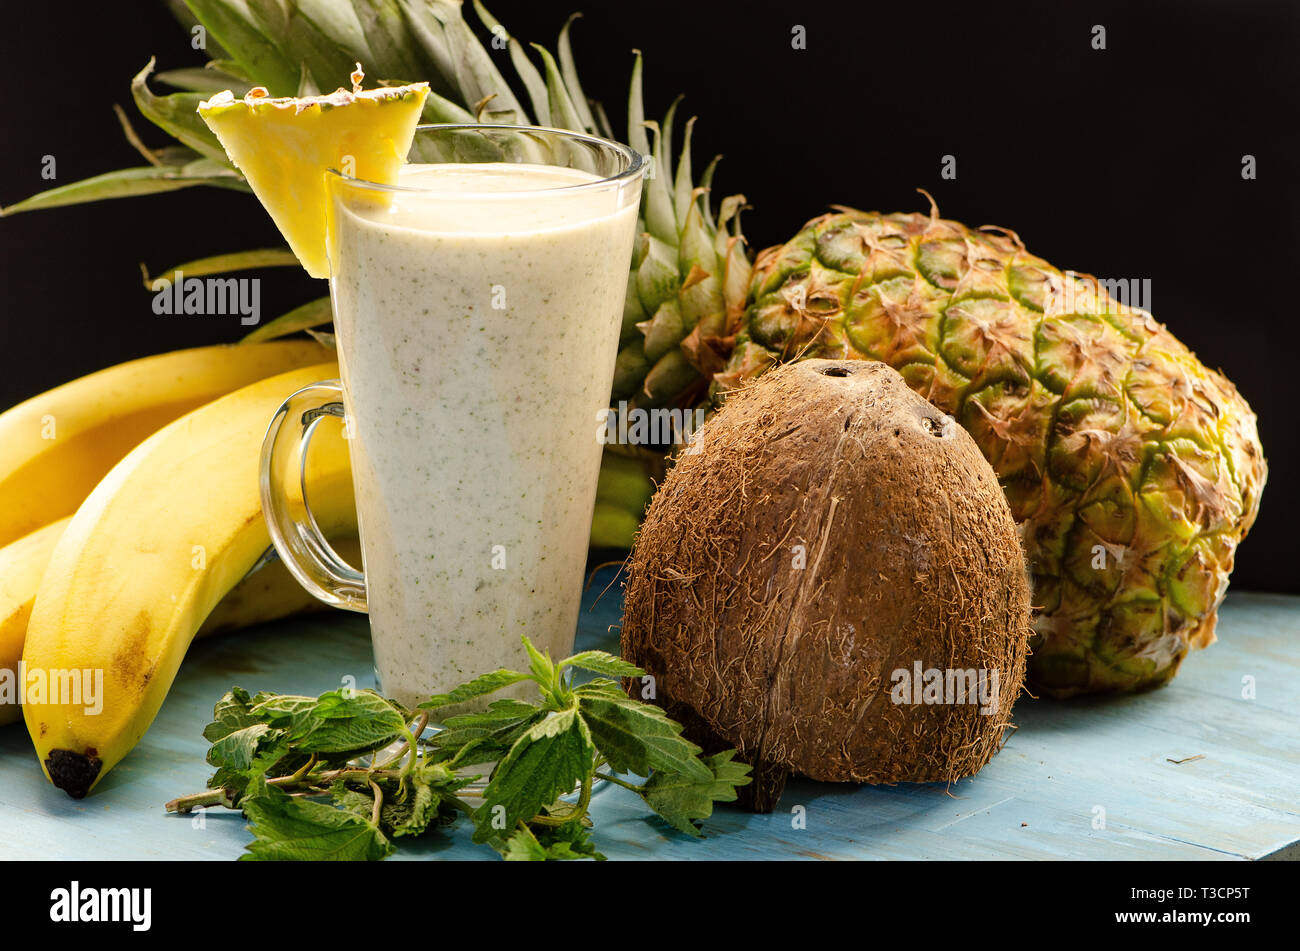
[672,116,697,229]
[287,1,379,91]
[557,13,597,133]
[393,0,469,102]
[416,89,478,126]
[590,97,614,141]
[642,122,677,246]
[659,95,681,185]
[698,154,721,233]
[0,162,246,216]
[184,0,301,97]
[471,1,549,125]
[140,248,300,289]
[626,51,650,158]
[165,0,231,59]
[402,0,525,121]
[716,194,747,260]
[640,349,702,406]
[350,0,434,84]
[296,62,320,97]
[155,65,254,95]
[639,299,687,362]
[131,59,230,165]
[242,296,334,343]
[678,201,726,332]
[635,234,683,316]
[207,58,254,81]
[529,44,585,133]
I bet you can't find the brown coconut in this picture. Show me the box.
[621,359,1032,811]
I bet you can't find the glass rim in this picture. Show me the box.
[325,122,647,196]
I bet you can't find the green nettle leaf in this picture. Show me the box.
[420,669,533,711]
[392,761,464,836]
[472,708,593,842]
[203,686,267,742]
[202,690,299,801]
[284,689,409,753]
[499,821,604,862]
[560,650,645,680]
[241,296,334,343]
[431,699,546,768]
[637,750,752,838]
[329,780,378,821]
[208,733,293,802]
[241,788,393,861]
[330,769,455,840]
[176,640,749,857]
[500,825,549,861]
[579,693,712,782]
[206,722,276,771]
[521,636,557,693]
[571,678,628,702]
[248,694,320,736]
[381,782,447,838]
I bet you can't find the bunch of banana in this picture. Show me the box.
[18,363,356,797]
[0,341,331,545]
[0,342,338,715]
[0,345,359,790]
[0,515,360,728]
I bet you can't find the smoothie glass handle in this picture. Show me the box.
[259,380,367,613]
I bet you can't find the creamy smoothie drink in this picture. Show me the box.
[260,126,645,711]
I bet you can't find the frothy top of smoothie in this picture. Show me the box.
[344,162,629,236]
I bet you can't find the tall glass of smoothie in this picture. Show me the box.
[259,125,646,711]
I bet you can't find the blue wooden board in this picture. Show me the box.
[1,569,1297,860]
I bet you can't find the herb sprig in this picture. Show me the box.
[166,637,750,860]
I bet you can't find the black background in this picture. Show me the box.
[1,0,1296,593]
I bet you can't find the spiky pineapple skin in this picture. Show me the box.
[719,209,1266,696]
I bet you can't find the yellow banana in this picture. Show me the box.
[0,340,332,546]
[23,362,355,797]
[197,537,362,638]
[0,518,71,725]
[0,517,357,726]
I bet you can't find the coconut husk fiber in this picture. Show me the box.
[621,359,1032,811]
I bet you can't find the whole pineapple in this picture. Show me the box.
[718,202,1266,696]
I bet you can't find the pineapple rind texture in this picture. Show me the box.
[719,209,1266,696]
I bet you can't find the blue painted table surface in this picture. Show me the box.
[1,570,1297,860]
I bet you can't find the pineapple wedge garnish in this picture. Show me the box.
[198,66,428,278]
